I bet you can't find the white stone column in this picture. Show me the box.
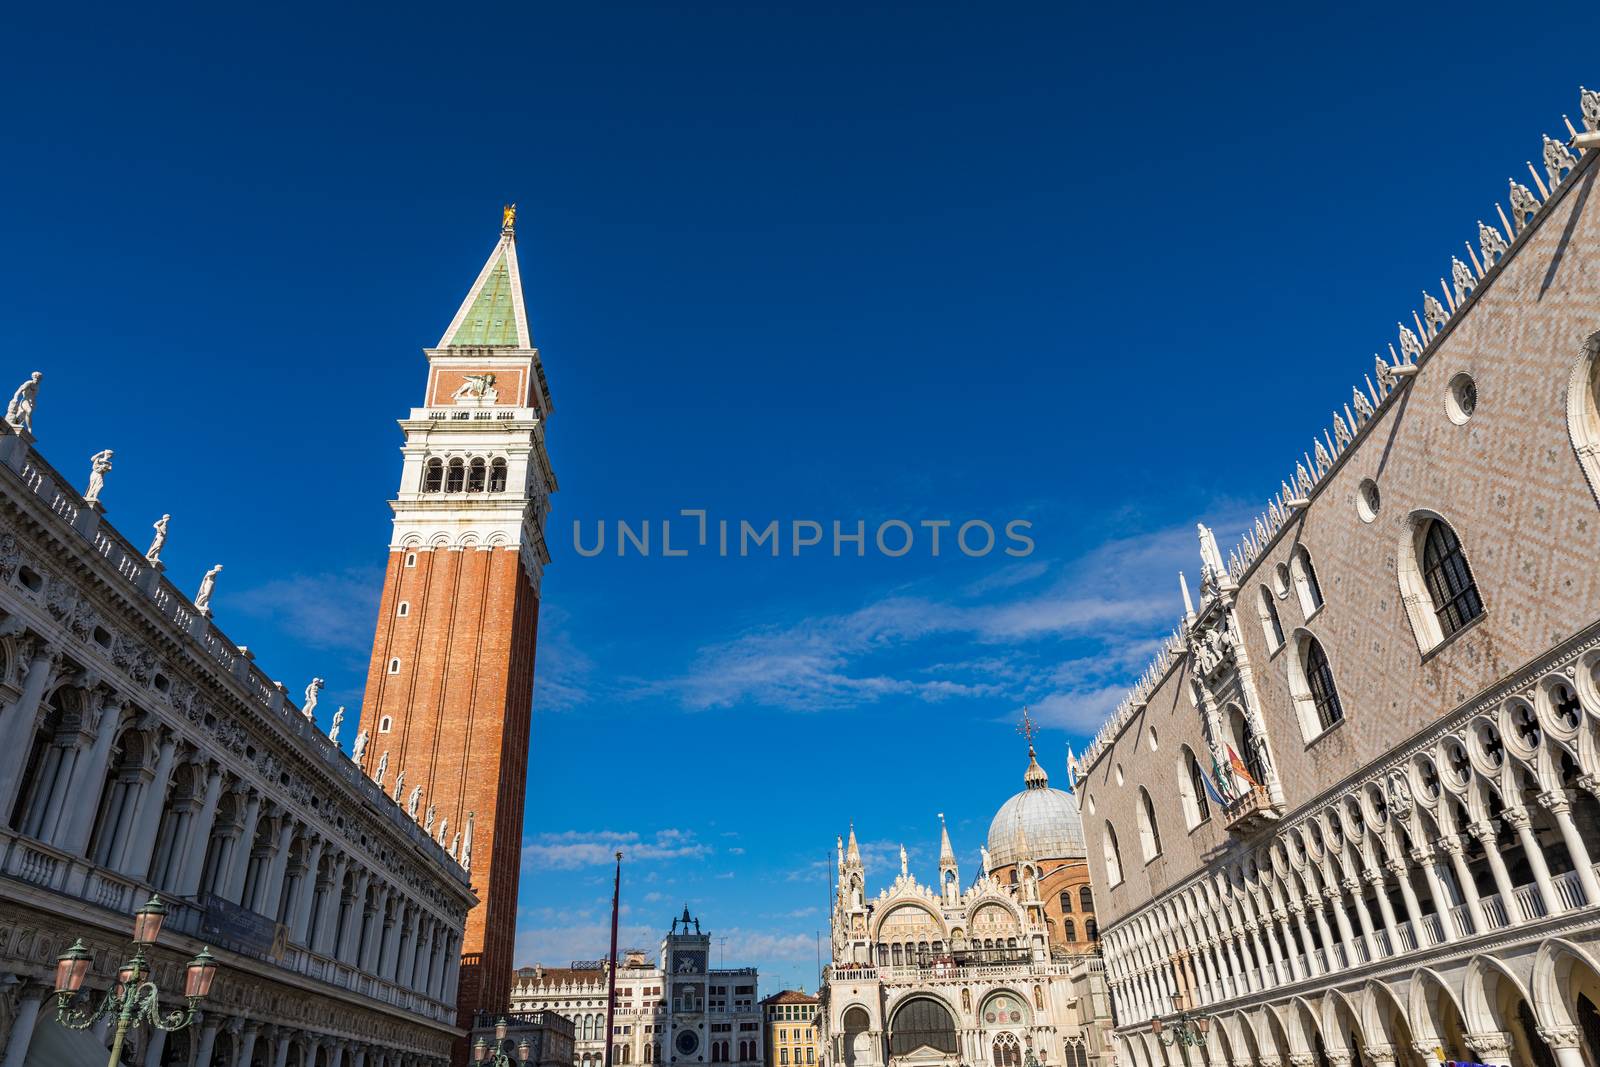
[1363,868,1403,955]
[1504,808,1558,917]
[271,1030,292,1067]
[143,1028,168,1067]
[259,817,297,919]
[1309,898,1337,972]
[224,794,263,904]
[175,767,224,898]
[339,868,372,965]
[315,854,351,955]
[1409,845,1453,945]
[1342,878,1380,961]
[0,643,60,818]
[1472,821,1523,923]
[0,983,47,1067]
[35,736,82,844]
[117,733,177,877]
[1540,791,1600,906]
[1538,1028,1587,1067]
[236,1023,261,1067]
[56,698,123,855]
[1439,835,1485,933]
[290,837,326,945]
[192,1016,222,1067]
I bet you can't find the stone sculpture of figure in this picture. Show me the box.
[406,785,422,818]
[452,373,498,402]
[392,769,405,801]
[84,449,114,505]
[194,564,223,614]
[899,844,908,879]
[462,812,475,872]
[329,705,344,744]
[303,678,324,719]
[1451,257,1476,305]
[449,831,460,859]
[351,729,369,765]
[374,750,389,788]
[5,372,41,433]
[145,515,170,563]
[962,988,972,1011]
[980,845,991,873]
[437,817,448,845]
[424,804,436,833]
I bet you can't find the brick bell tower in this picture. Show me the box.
[357,205,555,1044]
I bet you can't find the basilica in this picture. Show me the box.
[818,741,1112,1067]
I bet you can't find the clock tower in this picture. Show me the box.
[665,907,711,1064]
[357,207,556,1048]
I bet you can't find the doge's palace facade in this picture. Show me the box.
[1077,89,1600,1067]
[0,390,474,1064]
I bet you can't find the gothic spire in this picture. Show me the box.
[938,813,956,866]
[845,823,862,868]
[438,207,532,348]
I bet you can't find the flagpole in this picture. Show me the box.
[604,851,622,1067]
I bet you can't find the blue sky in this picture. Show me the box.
[8,1,1597,992]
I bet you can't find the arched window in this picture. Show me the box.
[1258,585,1284,650]
[992,1033,1022,1067]
[888,998,957,1056]
[467,457,487,493]
[445,458,465,493]
[1566,330,1600,505]
[1079,886,1094,912]
[489,458,508,492]
[1179,746,1211,828]
[1136,787,1162,861]
[1085,918,1098,940]
[1063,918,1077,942]
[1421,520,1482,637]
[1303,637,1344,731]
[1100,825,1123,887]
[423,458,444,493]
[1290,546,1324,615]
[1057,891,1072,913]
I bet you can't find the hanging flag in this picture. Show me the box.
[1200,763,1228,807]
[1227,744,1260,795]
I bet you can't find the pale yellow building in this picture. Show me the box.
[762,990,820,1067]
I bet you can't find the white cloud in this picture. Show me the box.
[523,829,710,871]
[231,567,383,653]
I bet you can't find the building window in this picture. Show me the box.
[1304,637,1344,731]
[1085,918,1097,941]
[1063,918,1076,942]
[888,998,957,1057]
[1136,787,1162,861]
[445,458,465,493]
[1421,519,1483,638]
[1100,825,1123,887]
[404,552,417,568]
[1258,585,1284,650]
[1180,746,1210,828]
[1290,546,1324,615]
[379,715,392,733]
[468,457,487,493]
[490,457,509,492]
[397,601,410,617]
[423,458,444,492]
[1079,886,1094,912]
[1057,891,1072,913]
[388,658,401,674]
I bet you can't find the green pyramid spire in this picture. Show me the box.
[438,211,531,348]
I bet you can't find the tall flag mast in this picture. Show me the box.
[604,851,622,1067]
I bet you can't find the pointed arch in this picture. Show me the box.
[1565,330,1600,507]
[1530,937,1600,1032]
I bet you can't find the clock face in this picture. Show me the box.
[676,1032,700,1056]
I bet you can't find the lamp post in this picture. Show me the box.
[473,1017,533,1065]
[51,895,220,1067]
[1149,994,1209,1050]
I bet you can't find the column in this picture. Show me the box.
[1540,791,1600,906]
[352,1048,368,1067]
[304,1035,324,1067]
[1503,808,1558,917]
[1471,821,1521,924]
[237,1024,261,1067]
[143,1028,168,1067]
[35,729,83,844]
[316,855,350,955]
[1309,899,1337,973]
[259,817,297,918]
[224,794,263,904]
[271,1030,293,1067]
[1385,857,1425,949]
[51,693,117,850]
[117,733,178,877]
[1464,1031,1514,1067]
[1363,868,1402,955]
[176,767,225,897]
[339,869,372,965]
[193,1016,222,1067]
[0,983,47,1067]
[329,1043,347,1067]
[394,906,419,985]
[1342,878,1380,962]
[1290,903,1318,978]
[1537,1028,1587,1067]
[0,643,60,818]
[1409,845,1453,945]
[1439,836,1485,933]
[291,837,326,945]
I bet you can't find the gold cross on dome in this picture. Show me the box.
[1016,707,1037,747]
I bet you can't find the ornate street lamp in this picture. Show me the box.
[474,1017,534,1065]
[1150,994,1209,1049]
[52,895,220,1067]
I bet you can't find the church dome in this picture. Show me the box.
[986,746,1086,869]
